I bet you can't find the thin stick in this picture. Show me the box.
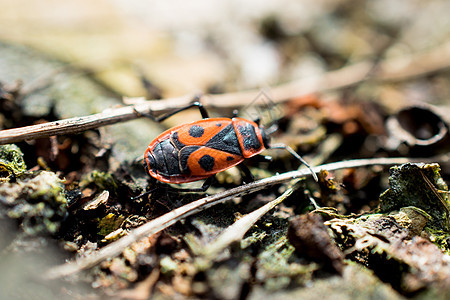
[0,97,191,145]
[2,41,450,145]
[44,155,449,279]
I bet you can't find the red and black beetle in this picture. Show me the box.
[143,101,317,191]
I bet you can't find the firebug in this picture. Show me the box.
[142,100,317,192]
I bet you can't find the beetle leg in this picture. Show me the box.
[155,97,210,122]
[269,144,318,182]
[237,164,255,184]
[135,95,210,122]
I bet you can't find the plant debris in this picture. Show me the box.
[323,163,450,296]
[288,213,344,274]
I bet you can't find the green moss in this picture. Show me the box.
[97,213,125,237]
[81,170,118,193]
[0,144,27,182]
[0,171,67,235]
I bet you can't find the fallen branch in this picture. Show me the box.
[44,155,450,279]
[1,41,450,145]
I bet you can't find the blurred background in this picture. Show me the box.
[1,0,449,100]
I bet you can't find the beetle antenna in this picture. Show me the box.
[269,144,318,182]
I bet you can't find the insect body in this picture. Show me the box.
[144,117,269,184]
[143,101,317,191]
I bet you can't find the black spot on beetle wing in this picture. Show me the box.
[198,154,215,172]
[189,125,205,138]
